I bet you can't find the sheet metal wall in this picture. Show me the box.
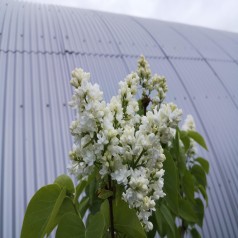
[1,0,238,237]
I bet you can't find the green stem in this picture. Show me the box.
[134,149,145,168]
[178,167,187,237]
[141,95,150,116]
[73,203,81,217]
[108,175,115,238]
[181,220,186,237]
[143,105,147,116]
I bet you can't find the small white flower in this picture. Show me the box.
[111,166,130,185]
[70,68,90,88]
[182,114,196,131]
[182,114,198,157]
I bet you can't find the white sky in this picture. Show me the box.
[23,0,238,33]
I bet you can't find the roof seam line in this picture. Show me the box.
[0,50,236,63]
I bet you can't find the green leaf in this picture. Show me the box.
[54,174,75,196]
[47,197,78,234]
[191,165,207,188]
[85,177,102,214]
[182,170,195,202]
[173,129,181,156]
[180,130,190,153]
[179,199,197,223]
[78,196,90,217]
[198,185,208,206]
[166,223,179,238]
[85,212,107,238]
[171,129,186,174]
[154,207,167,237]
[187,131,208,150]
[74,180,88,203]
[163,150,179,214]
[190,227,201,238]
[114,200,146,238]
[160,203,176,237]
[77,171,96,205]
[56,213,85,238]
[20,184,66,238]
[194,198,204,227]
[195,157,209,174]
[100,200,110,228]
[97,189,113,199]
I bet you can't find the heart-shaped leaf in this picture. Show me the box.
[20,184,66,238]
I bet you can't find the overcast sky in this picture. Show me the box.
[23,0,238,33]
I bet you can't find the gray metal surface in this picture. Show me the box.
[1,0,238,237]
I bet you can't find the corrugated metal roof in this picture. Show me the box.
[1,0,238,237]
[134,18,201,59]
[169,23,232,61]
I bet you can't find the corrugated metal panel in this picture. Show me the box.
[58,8,119,55]
[165,24,238,111]
[134,17,201,58]
[222,30,238,45]
[0,52,70,237]
[0,0,17,51]
[199,27,238,62]
[208,61,238,105]
[1,1,238,237]
[169,23,231,61]
[96,13,164,57]
[170,60,238,237]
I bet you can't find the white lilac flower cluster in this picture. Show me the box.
[137,56,168,109]
[182,114,197,157]
[68,58,182,231]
